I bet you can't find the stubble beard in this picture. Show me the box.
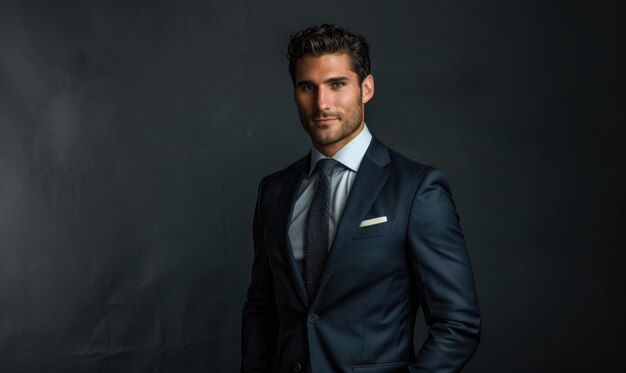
[300,98,364,146]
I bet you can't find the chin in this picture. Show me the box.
[305,126,328,141]
[313,132,344,146]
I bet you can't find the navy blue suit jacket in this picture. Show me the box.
[242,137,480,372]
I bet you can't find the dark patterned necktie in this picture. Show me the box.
[304,158,339,301]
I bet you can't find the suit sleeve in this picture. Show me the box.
[407,168,481,372]
[241,181,278,372]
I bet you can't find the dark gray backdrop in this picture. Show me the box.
[1,1,624,372]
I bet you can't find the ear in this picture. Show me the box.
[361,74,375,104]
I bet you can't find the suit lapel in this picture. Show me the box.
[276,155,310,306]
[313,138,391,305]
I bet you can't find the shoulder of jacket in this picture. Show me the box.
[384,144,437,178]
[258,155,308,187]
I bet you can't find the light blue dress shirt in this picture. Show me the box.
[288,124,373,270]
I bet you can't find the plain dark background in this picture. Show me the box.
[1,1,624,372]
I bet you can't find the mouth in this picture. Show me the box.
[312,117,339,124]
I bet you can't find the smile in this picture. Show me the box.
[313,117,339,123]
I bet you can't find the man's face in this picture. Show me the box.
[293,53,374,156]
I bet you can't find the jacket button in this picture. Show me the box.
[308,313,319,323]
[292,362,302,372]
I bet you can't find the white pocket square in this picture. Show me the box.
[359,216,388,227]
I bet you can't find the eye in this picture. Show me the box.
[300,84,314,92]
[331,81,344,89]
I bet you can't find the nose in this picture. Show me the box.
[315,87,330,111]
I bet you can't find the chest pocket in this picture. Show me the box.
[352,219,396,240]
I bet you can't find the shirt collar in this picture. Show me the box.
[309,124,373,176]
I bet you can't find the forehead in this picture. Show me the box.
[294,53,358,82]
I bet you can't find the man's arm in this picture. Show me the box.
[407,168,481,372]
[241,182,278,372]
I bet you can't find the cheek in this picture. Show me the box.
[294,96,310,113]
[336,91,359,108]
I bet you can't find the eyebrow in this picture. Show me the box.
[295,76,350,87]
[324,76,349,84]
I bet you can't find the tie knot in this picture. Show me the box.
[316,158,339,178]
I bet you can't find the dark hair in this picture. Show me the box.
[287,24,371,85]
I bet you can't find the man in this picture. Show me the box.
[242,24,480,373]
